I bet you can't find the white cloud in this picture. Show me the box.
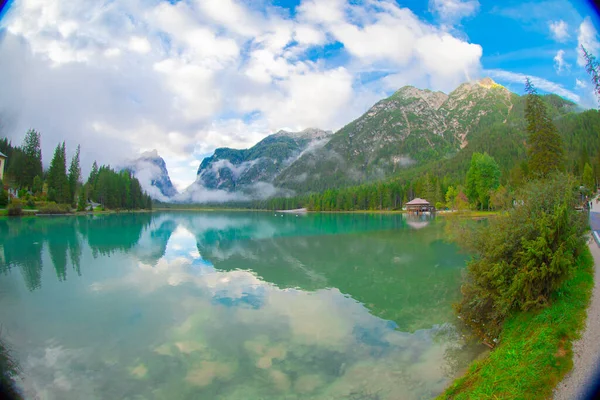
[553,49,570,73]
[429,0,480,24]
[416,33,482,88]
[239,67,355,130]
[485,69,580,103]
[128,36,151,54]
[197,0,262,37]
[296,0,346,25]
[0,0,487,191]
[153,58,220,122]
[577,16,600,66]
[576,78,587,88]
[549,20,569,42]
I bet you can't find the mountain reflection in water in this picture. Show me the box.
[0,212,484,400]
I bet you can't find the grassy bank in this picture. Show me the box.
[439,246,594,399]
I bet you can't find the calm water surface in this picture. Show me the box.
[0,212,484,399]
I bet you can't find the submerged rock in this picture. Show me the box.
[185,360,236,387]
[130,363,148,378]
[270,369,291,391]
[294,374,323,394]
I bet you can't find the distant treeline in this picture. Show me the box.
[0,132,151,211]
[156,93,600,213]
[251,96,600,212]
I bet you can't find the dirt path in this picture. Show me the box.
[553,202,600,400]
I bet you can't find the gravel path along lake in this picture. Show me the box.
[554,199,600,400]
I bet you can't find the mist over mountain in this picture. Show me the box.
[139,78,586,203]
[178,128,332,203]
[124,150,178,202]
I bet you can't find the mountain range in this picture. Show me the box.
[128,78,586,202]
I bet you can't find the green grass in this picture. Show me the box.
[439,247,594,399]
[437,210,500,218]
[0,208,37,217]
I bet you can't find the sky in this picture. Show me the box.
[0,0,599,191]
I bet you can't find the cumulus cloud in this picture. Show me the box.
[0,0,485,188]
[577,16,600,66]
[553,49,570,73]
[485,69,580,102]
[429,0,480,24]
[549,20,569,42]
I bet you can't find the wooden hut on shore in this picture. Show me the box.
[405,198,434,214]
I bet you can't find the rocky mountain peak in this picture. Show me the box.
[125,150,178,199]
[478,77,499,88]
[273,128,332,140]
[140,149,160,159]
[451,77,508,96]
[392,86,449,110]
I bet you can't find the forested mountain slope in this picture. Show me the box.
[187,128,331,193]
[274,78,516,192]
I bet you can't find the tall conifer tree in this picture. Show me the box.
[68,145,81,205]
[524,78,564,177]
[47,142,69,203]
[22,129,43,189]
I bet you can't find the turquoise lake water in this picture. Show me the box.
[0,212,484,399]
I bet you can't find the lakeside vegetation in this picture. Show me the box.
[436,72,596,399]
[0,132,152,216]
[439,248,593,399]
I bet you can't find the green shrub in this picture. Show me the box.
[37,202,72,214]
[440,248,594,400]
[26,198,35,209]
[7,200,23,216]
[454,173,588,341]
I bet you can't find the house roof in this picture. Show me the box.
[0,151,6,158]
[406,198,430,206]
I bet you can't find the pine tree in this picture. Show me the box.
[68,145,81,206]
[582,46,600,105]
[87,161,99,200]
[583,163,595,191]
[77,186,87,211]
[32,175,43,196]
[21,129,43,189]
[524,78,565,177]
[47,142,69,204]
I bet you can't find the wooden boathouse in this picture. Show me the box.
[405,198,434,214]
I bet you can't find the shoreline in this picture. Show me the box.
[0,208,154,218]
[0,206,500,218]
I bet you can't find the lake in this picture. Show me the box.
[0,212,484,400]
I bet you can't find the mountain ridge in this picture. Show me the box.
[181,128,332,199]
[146,77,581,202]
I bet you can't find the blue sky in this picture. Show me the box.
[0,0,599,195]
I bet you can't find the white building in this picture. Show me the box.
[0,151,6,182]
